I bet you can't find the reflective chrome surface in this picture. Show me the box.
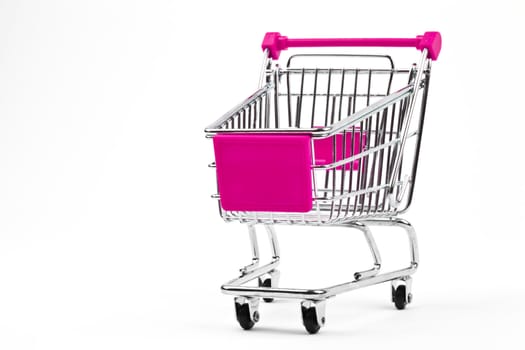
[221,218,419,301]
[207,51,432,224]
[206,49,434,331]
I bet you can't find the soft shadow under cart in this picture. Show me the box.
[205,31,441,333]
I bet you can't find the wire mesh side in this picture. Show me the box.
[209,55,432,225]
[216,89,272,130]
[311,94,413,223]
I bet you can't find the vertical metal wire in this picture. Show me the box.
[375,107,388,212]
[336,70,347,218]
[347,95,352,117]
[366,112,380,214]
[383,101,397,211]
[286,69,292,127]
[248,104,252,129]
[386,68,394,95]
[258,96,263,128]
[396,97,409,187]
[366,70,372,107]
[387,97,407,203]
[264,89,270,128]
[337,132,347,218]
[359,116,372,216]
[295,68,305,127]
[273,70,280,128]
[353,70,358,114]
[254,101,257,129]
[330,96,336,125]
[310,68,319,128]
[338,70,345,122]
[310,138,321,220]
[353,119,364,216]
[324,69,332,126]
[345,124,356,216]
[252,100,256,129]
[386,103,396,180]
[329,129,337,219]
[355,69,373,215]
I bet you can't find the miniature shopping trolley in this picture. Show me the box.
[205,32,441,333]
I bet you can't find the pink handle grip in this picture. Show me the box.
[262,32,442,61]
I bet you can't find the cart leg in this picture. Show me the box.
[361,218,419,269]
[257,224,281,302]
[264,224,280,261]
[394,218,419,269]
[239,225,260,275]
[222,218,419,332]
[239,224,281,275]
[349,222,382,280]
[317,218,418,298]
[361,218,418,309]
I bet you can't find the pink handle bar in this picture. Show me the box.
[262,32,442,61]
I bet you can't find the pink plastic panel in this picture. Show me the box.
[213,134,313,213]
[314,130,366,170]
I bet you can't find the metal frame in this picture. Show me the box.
[206,48,433,332]
[221,218,418,300]
[206,51,432,223]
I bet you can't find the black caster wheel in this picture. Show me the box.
[259,278,274,303]
[392,284,412,310]
[235,300,259,330]
[301,302,325,334]
[258,270,280,303]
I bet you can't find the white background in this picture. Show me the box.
[1,0,524,349]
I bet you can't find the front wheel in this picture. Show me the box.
[234,297,259,330]
[301,300,326,334]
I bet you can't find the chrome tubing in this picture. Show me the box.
[221,218,418,301]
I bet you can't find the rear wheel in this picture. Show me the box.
[259,277,274,303]
[392,284,412,310]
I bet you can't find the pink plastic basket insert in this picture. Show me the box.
[313,130,365,170]
[213,131,366,213]
[214,134,313,213]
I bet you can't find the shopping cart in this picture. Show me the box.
[205,32,441,333]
